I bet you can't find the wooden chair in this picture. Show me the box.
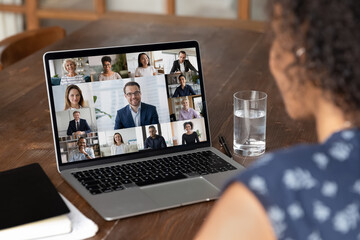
[0,26,66,71]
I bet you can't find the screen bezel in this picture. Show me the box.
[43,40,211,171]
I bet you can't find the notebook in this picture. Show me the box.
[43,40,245,220]
[0,163,71,239]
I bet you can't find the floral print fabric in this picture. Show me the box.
[228,129,360,239]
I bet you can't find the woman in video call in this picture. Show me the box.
[172,74,196,97]
[196,0,360,239]
[182,121,199,145]
[135,53,156,77]
[111,133,129,155]
[179,98,200,120]
[98,56,122,81]
[64,84,85,110]
[60,58,85,85]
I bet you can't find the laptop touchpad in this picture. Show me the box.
[141,177,219,206]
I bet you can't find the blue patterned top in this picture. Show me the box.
[228,129,360,239]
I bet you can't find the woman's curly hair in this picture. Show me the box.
[268,0,360,114]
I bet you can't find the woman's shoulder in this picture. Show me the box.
[98,73,105,80]
[135,67,142,74]
[228,129,360,239]
[238,144,325,179]
[257,128,360,173]
[230,128,360,203]
[224,143,325,198]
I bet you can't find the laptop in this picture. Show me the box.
[43,40,245,220]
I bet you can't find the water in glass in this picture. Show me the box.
[233,109,266,156]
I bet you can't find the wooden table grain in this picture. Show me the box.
[0,13,317,240]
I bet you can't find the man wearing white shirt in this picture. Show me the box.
[170,51,198,74]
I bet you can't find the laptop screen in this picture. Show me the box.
[44,41,210,166]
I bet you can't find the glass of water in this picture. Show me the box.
[233,90,267,156]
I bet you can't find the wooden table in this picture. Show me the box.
[0,13,317,240]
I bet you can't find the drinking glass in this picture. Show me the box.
[233,90,267,156]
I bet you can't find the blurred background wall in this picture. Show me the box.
[0,0,267,41]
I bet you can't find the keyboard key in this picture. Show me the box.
[81,180,99,186]
[86,185,100,191]
[101,188,113,193]
[113,186,124,191]
[90,189,102,195]
[72,151,237,194]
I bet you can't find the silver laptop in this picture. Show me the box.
[43,41,244,220]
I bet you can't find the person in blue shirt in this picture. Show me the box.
[196,0,360,239]
[172,74,196,97]
[144,125,167,149]
[68,137,94,162]
[114,81,159,129]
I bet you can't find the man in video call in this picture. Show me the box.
[67,111,91,137]
[144,125,167,149]
[170,50,198,74]
[68,137,94,162]
[114,81,159,129]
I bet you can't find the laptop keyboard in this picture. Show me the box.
[72,151,237,195]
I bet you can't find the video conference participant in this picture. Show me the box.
[60,58,85,85]
[172,74,196,97]
[179,98,200,120]
[67,111,91,136]
[135,53,156,77]
[68,137,94,162]
[170,50,197,74]
[182,121,199,145]
[114,81,159,129]
[144,126,167,149]
[98,56,122,81]
[111,132,129,155]
[64,84,85,110]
